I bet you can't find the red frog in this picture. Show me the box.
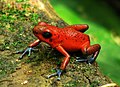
[19,22,101,80]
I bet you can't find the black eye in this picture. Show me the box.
[42,32,52,38]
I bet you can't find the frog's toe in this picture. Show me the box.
[87,57,95,64]
[19,48,30,59]
[18,47,36,60]
[15,50,24,54]
[76,58,88,62]
[76,56,81,59]
[47,69,63,80]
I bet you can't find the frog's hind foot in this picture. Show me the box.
[75,54,95,64]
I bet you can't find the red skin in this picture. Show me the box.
[29,22,101,70]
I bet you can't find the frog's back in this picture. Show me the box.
[60,28,90,51]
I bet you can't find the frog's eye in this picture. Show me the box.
[42,32,52,38]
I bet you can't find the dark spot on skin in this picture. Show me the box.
[56,34,60,39]
[82,37,85,41]
[75,39,78,42]
[49,39,52,42]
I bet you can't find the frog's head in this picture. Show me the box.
[33,24,59,43]
[33,25,52,39]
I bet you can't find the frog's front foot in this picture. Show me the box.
[16,47,37,59]
[47,69,63,80]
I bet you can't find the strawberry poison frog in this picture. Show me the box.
[19,22,101,80]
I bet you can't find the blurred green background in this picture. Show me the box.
[50,0,120,85]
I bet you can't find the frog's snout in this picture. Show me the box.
[33,26,46,34]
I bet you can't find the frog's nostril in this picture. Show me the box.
[33,30,38,34]
[33,27,39,34]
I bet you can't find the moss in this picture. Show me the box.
[0,0,56,79]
